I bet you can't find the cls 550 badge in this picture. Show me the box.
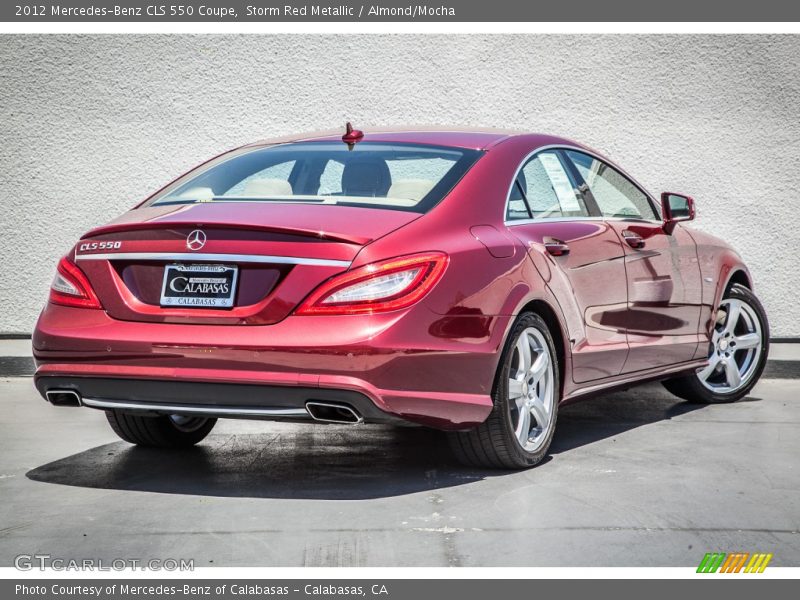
[78,241,121,252]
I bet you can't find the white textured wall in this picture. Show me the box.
[1,35,798,336]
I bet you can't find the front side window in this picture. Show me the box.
[147,142,483,213]
[565,150,657,220]
[506,151,589,220]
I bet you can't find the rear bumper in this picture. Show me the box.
[33,303,504,429]
[34,375,403,425]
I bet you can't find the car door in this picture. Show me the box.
[505,149,630,383]
[563,150,703,373]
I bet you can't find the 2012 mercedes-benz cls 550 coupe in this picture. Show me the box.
[33,126,769,468]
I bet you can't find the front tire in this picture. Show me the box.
[448,312,560,469]
[105,410,216,447]
[662,283,769,403]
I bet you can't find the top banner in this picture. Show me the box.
[4,0,800,22]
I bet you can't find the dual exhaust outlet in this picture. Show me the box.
[45,389,82,407]
[304,401,363,424]
[44,389,363,424]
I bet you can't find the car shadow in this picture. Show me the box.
[551,382,711,454]
[26,425,493,500]
[26,383,756,499]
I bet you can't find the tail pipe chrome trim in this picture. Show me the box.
[79,397,310,419]
[47,394,365,424]
[45,390,82,407]
[74,252,351,268]
[305,401,364,424]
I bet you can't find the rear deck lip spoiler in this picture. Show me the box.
[81,221,375,246]
[74,252,352,268]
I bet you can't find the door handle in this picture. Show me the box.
[622,230,645,249]
[544,237,570,256]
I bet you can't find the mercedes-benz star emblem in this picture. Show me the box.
[186,230,207,251]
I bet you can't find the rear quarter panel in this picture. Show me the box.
[355,135,578,397]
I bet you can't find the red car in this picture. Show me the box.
[33,126,769,468]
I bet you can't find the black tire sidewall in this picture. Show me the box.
[106,410,216,447]
[494,312,561,466]
[159,415,217,446]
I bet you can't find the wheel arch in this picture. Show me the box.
[712,265,753,322]
[515,298,569,398]
[725,268,752,293]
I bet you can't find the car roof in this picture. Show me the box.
[245,126,575,151]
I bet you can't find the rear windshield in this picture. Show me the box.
[146,142,483,213]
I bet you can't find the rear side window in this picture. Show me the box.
[147,142,483,214]
[565,150,657,220]
[507,178,531,220]
[506,151,589,220]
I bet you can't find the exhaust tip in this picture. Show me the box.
[305,401,363,424]
[45,390,82,407]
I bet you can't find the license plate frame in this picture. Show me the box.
[160,263,239,309]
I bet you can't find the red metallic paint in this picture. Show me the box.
[73,205,420,326]
[508,219,630,383]
[341,122,365,147]
[603,221,704,373]
[682,227,752,360]
[33,129,752,429]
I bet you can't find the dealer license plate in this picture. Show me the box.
[160,264,238,309]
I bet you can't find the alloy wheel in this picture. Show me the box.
[697,298,763,394]
[507,327,556,452]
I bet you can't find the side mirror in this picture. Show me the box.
[661,192,695,235]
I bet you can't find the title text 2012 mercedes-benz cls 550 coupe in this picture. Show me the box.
[33,126,769,468]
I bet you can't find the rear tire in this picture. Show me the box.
[662,283,769,404]
[448,312,560,469]
[105,410,216,447]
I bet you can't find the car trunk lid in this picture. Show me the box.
[74,203,420,325]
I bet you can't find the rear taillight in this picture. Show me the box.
[49,256,102,309]
[296,252,448,315]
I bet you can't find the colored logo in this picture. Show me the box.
[697,552,773,573]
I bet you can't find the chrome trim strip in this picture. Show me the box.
[505,216,603,227]
[74,252,351,268]
[80,397,311,418]
[602,216,663,225]
[504,216,662,227]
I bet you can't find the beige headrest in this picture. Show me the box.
[243,178,293,197]
[388,179,435,201]
[177,187,214,202]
